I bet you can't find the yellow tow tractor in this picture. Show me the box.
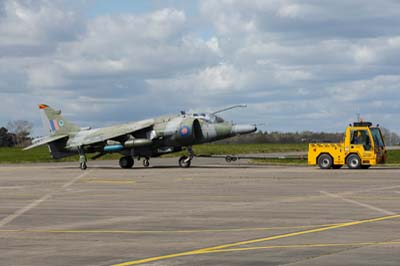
[308,121,387,169]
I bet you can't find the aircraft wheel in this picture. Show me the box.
[119,156,134,169]
[179,156,191,168]
[318,154,333,169]
[346,154,361,169]
[80,162,87,170]
[225,156,232,163]
[143,158,150,168]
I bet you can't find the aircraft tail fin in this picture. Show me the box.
[38,104,81,136]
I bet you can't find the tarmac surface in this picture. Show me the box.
[1,157,400,266]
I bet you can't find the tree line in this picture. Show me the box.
[1,120,399,147]
[0,120,33,147]
[217,128,400,145]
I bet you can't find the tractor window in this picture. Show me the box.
[351,130,371,150]
[370,128,385,148]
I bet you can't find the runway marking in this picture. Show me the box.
[80,179,136,184]
[348,196,399,200]
[320,191,396,215]
[201,241,400,254]
[0,170,91,227]
[0,194,53,227]
[112,214,400,266]
[340,185,400,196]
[0,186,23,189]
[62,171,92,189]
[276,185,400,206]
[0,223,343,234]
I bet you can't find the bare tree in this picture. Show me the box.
[6,120,33,147]
[373,127,399,146]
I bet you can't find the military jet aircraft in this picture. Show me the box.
[24,104,257,170]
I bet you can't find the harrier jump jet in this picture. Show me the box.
[24,104,256,170]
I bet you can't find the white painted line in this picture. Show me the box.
[0,186,23,189]
[0,194,53,227]
[341,185,400,196]
[0,170,91,227]
[62,171,90,189]
[320,190,396,216]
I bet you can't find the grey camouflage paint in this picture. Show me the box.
[24,104,256,165]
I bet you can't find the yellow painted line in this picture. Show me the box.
[0,223,342,234]
[200,241,400,254]
[112,214,400,266]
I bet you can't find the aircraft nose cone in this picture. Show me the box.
[232,124,257,135]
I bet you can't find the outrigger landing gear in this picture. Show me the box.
[225,155,238,163]
[78,147,87,170]
[119,156,134,169]
[178,146,194,168]
[143,157,150,168]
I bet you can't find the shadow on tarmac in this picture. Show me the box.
[57,165,258,170]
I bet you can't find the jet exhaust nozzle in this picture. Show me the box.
[124,139,152,148]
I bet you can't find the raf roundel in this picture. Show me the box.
[59,120,65,127]
[179,125,191,137]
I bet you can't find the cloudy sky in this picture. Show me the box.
[1,0,400,136]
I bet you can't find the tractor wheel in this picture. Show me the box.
[346,154,361,169]
[318,154,333,169]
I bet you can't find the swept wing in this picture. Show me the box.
[23,134,69,150]
[67,119,155,147]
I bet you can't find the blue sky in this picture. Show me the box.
[1,0,400,136]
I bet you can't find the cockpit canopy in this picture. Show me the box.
[191,113,225,123]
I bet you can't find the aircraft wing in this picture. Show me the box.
[75,119,155,146]
[23,134,69,150]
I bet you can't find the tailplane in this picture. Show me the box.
[39,104,80,135]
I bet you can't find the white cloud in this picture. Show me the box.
[277,3,304,18]
[329,75,400,101]
[353,46,376,64]
[27,62,67,88]
[206,37,222,55]
[2,0,400,135]
[39,8,220,84]
[0,0,83,48]
[146,63,239,94]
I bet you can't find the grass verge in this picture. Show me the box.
[1,144,399,165]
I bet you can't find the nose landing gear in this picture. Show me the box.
[178,146,194,168]
[78,147,87,170]
[178,155,192,168]
[143,157,150,168]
